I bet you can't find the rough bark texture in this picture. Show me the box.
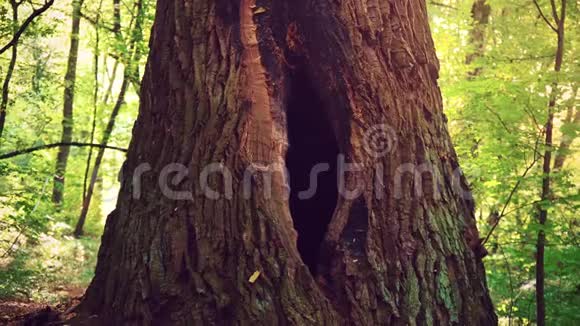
[79,0,496,324]
[52,0,84,204]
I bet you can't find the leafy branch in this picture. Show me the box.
[0,0,55,55]
[482,132,543,246]
[0,142,128,160]
[532,0,558,32]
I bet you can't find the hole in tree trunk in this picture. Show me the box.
[285,66,339,276]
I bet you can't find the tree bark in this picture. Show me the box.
[52,0,84,204]
[77,0,496,324]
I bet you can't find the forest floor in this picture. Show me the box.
[0,284,84,324]
[0,300,48,324]
[0,230,100,324]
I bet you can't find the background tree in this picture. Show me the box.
[0,0,55,140]
[431,0,579,324]
[0,0,150,302]
[531,1,567,324]
[74,0,146,237]
[52,0,84,205]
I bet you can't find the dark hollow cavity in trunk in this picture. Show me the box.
[285,64,339,276]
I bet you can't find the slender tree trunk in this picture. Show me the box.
[102,60,119,105]
[466,0,490,74]
[101,0,123,105]
[536,100,553,326]
[83,0,103,202]
[113,0,121,40]
[77,0,496,324]
[553,105,579,170]
[535,1,566,325]
[74,0,144,237]
[52,0,84,204]
[75,75,129,237]
[0,0,20,141]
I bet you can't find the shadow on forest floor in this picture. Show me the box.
[0,287,82,325]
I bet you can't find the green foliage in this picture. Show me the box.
[0,0,577,323]
[0,0,153,304]
[430,0,579,324]
[0,228,100,302]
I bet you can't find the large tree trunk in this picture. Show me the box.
[52,0,84,204]
[78,0,496,324]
